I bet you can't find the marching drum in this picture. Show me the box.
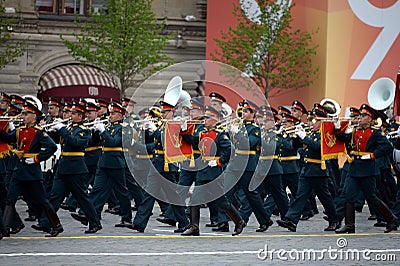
[41,144,61,173]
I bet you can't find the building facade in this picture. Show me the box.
[1,0,207,105]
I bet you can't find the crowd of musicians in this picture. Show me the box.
[1,90,400,239]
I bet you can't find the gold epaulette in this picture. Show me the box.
[121,122,128,127]
[34,125,43,130]
[79,125,87,130]
[214,128,224,133]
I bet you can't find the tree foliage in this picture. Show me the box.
[0,5,25,70]
[61,0,172,96]
[212,0,319,99]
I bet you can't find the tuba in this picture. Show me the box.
[163,76,192,108]
[23,95,42,111]
[368,77,395,111]
[320,98,341,118]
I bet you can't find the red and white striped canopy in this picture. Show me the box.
[39,64,117,91]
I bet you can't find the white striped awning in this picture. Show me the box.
[39,65,117,91]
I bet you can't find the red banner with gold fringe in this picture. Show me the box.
[164,122,194,163]
[320,121,348,160]
[0,121,10,158]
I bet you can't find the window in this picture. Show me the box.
[35,0,108,16]
[35,0,56,13]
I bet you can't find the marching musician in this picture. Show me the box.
[72,102,133,230]
[122,97,139,121]
[0,93,11,115]
[277,113,301,203]
[0,101,63,237]
[181,105,246,236]
[157,99,206,232]
[35,103,102,234]
[62,102,73,120]
[44,97,62,124]
[10,95,26,109]
[334,104,397,234]
[209,92,226,114]
[277,109,339,232]
[291,100,307,121]
[222,100,272,233]
[130,101,179,233]
[60,101,102,212]
[97,98,110,123]
[240,106,288,228]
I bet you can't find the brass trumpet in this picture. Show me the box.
[216,117,243,130]
[42,118,71,129]
[83,119,109,127]
[0,115,23,122]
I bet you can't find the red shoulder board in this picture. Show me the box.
[199,130,218,157]
[18,127,39,153]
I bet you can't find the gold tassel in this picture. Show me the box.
[347,156,354,163]
[164,162,169,172]
[189,155,195,168]
[321,160,326,170]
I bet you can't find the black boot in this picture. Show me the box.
[225,204,246,236]
[2,205,15,237]
[181,206,200,236]
[44,204,63,236]
[374,200,398,233]
[45,224,64,237]
[324,221,339,231]
[212,222,229,232]
[335,202,355,234]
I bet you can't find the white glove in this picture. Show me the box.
[53,122,66,130]
[360,154,372,160]
[208,160,218,167]
[93,123,105,133]
[334,120,341,130]
[147,121,157,132]
[9,121,15,131]
[296,130,307,140]
[181,120,188,131]
[25,157,35,164]
[396,127,400,136]
[229,124,239,134]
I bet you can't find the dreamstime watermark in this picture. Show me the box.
[257,237,397,261]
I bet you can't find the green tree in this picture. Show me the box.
[62,0,172,97]
[0,5,25,69]
[212,0,319,99]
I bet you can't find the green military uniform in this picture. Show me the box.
[278,129,338,232]
[1,106,63,237]
[89,119,133,224]
[40,119,101,233]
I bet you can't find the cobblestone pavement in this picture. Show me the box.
[1,201,399,265]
